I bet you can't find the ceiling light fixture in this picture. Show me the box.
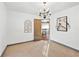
[39,2,51,20]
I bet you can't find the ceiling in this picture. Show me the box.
[5,2,79,15]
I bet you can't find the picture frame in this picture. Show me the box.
[24,20,32,33]
[56,16,67,32]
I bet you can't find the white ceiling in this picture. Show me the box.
[5,2,79,15]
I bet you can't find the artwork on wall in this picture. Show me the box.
[24,20,32,33]
[56,16,68,32]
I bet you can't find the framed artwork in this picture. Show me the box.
[56,16,67,32]
[24,20,32,33]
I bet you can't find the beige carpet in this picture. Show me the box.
[2,40,79,57]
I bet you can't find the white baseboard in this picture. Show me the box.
[50,39,79,51]
[7,39,34,46]
[0,45,7,56]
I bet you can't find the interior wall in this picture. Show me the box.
[50,5,79,50]
[0,3,7,56]
[7,10,35,45]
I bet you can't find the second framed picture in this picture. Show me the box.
[24,20,32,33]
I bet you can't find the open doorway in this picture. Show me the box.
[34,18,50,41]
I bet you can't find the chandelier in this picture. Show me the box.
[39,2,51,20]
